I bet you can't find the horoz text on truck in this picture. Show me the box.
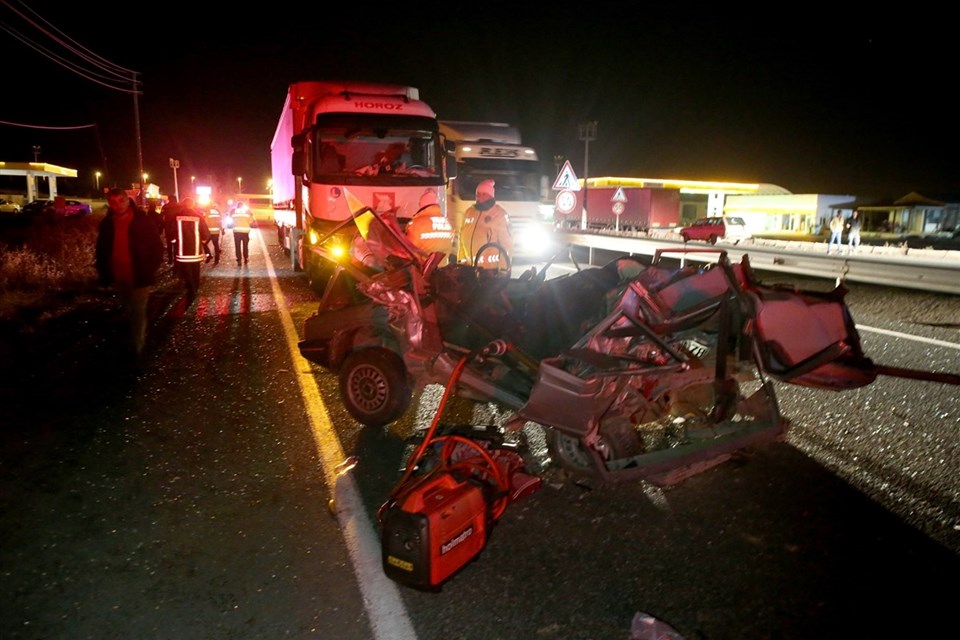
[271,81,450,292]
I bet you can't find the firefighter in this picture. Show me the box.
[160,195,181,266]
[458,179,513,272]
[171,197,210,303]
[404,189,454,265]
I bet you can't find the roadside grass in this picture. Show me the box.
[0,213,102,320]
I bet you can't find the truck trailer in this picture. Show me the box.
[439,121,554,262]
[271,81,451,291]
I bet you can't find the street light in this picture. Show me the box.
[95,171,101,193]
[168,158,180,202]
[578,121,598,231]
[237,176,243,194]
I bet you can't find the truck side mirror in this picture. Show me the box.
[291,134,305,176]
[443,138,457,180]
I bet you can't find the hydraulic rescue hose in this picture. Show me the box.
[377,352,511,523]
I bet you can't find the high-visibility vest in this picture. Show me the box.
[175,211,209,263]
[406,204,454,261]
[206,208,221,235]
[232,207,251,233]
[459,201,512,269]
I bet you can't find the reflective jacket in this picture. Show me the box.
[173,208,211,263]
[406,203,454,261]
[232,206,251,233]
[206,208,222,235]
[458,200,513,269]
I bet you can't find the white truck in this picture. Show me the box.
[271,81,451,291]
[439,120,554,262]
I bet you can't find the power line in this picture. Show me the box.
[0,119,97,130]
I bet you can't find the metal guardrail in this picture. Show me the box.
[557,232,960,295]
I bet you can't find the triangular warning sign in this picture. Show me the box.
[611,186,627,203]
[552,160,581,191]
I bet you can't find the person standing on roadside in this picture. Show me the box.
[846,210,862,254]
[170,197,210,303]
[94,188,164,356]
[405,189,454,265]
[828,211,844,255]
[231,201,251,266]
[458,179,513,271]
[160,195,181,266]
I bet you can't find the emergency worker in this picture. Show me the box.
[231,201,252,265]
[405,190,454,265]
[160,195,181,265]
[204,205,223,264]
[170,197,210,303]
[458,179,513,271]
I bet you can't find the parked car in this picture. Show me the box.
[60,199,93,216]
[679,216,751,245]
[20,198,92,217]
[0,199,22,214]
[21,199,54,216]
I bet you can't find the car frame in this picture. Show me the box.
[680,216,751,245]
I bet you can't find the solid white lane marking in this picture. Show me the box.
[858,324,960,350]
[257,231,418,640]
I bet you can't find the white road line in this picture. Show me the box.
[256,231,418,640]
[858,324,960,350]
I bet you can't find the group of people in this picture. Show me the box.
[827,210,862,255]
[94,190,255,357]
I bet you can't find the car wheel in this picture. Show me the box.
[681,233,690,243]
[338,348,412,427]
[708,235,718,245]
[546,421,644,477]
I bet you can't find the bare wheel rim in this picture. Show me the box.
[346,364,389,413]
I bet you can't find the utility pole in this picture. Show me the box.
[132,71,144,204]
[578,121,597,230]
[169,158,180,201]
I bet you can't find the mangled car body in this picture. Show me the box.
[298,202,959,486]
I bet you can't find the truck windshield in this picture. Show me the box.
[454,158,542,202]
[311,125,441,182]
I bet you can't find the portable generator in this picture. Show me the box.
[381,466,491,591]
[379,358,542,591]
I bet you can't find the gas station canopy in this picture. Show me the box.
[0,161,78,201]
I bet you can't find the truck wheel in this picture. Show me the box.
[298,238,329,293]
[339,348,412,427]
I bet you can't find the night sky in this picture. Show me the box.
[1,2,956,200]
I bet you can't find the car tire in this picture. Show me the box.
[708,235,718,245]
[338,347,412,427]
[681,233,690,243]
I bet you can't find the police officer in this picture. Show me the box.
[458,179,513,271]
[405,189,454,265]
[231,201,252,265]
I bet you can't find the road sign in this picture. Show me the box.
[611,186,627,203]
[552,160,581,191]
[612,202,625,216]
[555,189,577,215]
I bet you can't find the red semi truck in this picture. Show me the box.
[270,81,451,291]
